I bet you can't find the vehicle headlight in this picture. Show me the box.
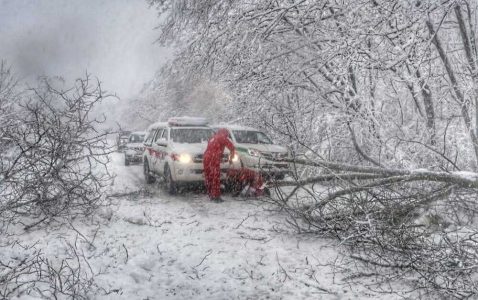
[178,153,192,164]
[232,153,239,162]
[248,148,261,157]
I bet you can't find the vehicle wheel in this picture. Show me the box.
[164,165,177,195]
[124,157,130,166]
[143,159,156,184]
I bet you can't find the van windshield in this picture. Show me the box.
[170,128,213,144]
[232,130,272,144]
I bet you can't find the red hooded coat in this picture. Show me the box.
[203,128,235,199]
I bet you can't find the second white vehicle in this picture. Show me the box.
[143,117,231,194]
[215,125,291,179]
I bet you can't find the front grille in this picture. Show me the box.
[261,152,288,161]
[274,164,289,169]
[193,154,203,163]
[127,146,144,151]
[193,153,229,163]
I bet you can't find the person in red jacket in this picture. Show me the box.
[203,128,235,202]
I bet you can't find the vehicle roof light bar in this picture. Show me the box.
[167,117,209,127]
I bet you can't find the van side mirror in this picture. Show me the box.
[156,138,168,147]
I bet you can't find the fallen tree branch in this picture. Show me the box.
[283,158,478,188]
[273,172,387,187]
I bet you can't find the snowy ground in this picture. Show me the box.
[11,153,405,299]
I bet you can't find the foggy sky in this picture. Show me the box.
[0,0,169,99]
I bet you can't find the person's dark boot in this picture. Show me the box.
[211,197,224,203]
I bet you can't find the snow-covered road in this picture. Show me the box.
[83,152,382,299]
[11,152,400,299]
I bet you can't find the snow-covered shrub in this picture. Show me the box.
[0,65,113,299]
[0,239,97,299]
[0,74,113,223]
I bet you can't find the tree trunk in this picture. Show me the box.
[455,4,478,148]
[427,18,478,168]
[416,69,436,145]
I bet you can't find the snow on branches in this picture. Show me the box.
[149,0,478,297]
[0,73,113,224]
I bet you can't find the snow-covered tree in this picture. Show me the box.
[147,0,478,297]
